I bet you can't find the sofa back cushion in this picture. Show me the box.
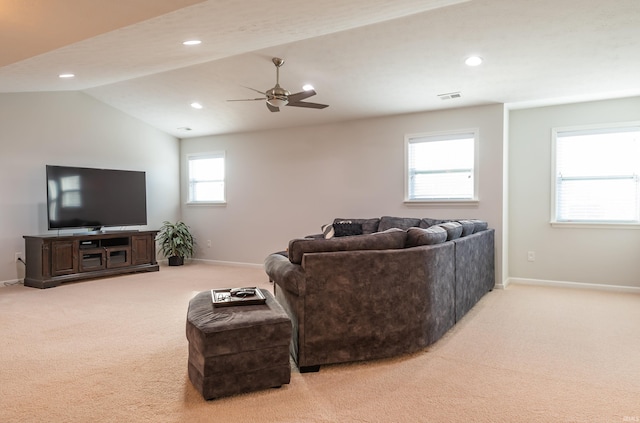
[437,221,464,240]
[419,218,449,229]
[457,220,476,237]
[378,216,421,231]
[420,218,488,236]
[406,226,448,247]
[469,219,488,232]
[288,228,407,264]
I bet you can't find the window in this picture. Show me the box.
[187,152,226,204]
[552,123,640,225]
[405,129,478,202]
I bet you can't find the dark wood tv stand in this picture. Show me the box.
[23,230,159,288]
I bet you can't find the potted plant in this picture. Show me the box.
[156,221,195,266]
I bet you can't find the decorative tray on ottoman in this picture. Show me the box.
[211,287,267,307]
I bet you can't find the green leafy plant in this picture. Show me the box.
[156,221,195,264]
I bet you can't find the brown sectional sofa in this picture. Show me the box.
[264,216,495,372]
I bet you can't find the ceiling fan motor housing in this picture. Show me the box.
[266,84,290,107]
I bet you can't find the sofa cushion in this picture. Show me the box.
[333,221,363,237]
[321,223,335,239]
[457,220,476,237]
[406,226,448,247]
[419,218,449,229]
[288,228,407,265]
[470,219,488,232]
[437,221,463,240]
[332,218,380,234]
[378,216,421,231]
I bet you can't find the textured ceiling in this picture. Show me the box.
[1,0,639,138]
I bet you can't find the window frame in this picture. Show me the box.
[404,128,479,204]
[186,151,227,205]
[550,122,640,229]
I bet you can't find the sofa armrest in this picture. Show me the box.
[264,253,306,296]
[288,229,407,264]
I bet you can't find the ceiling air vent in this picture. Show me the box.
[437,91,462,100]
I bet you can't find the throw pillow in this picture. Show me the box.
[332,218,380,234]
[321,223,335,239]
[333,220,363,237]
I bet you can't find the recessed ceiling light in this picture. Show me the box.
[190,102,203,109]
[183,40,201,46]
[465,56,483,66]
[58,73,75,78]
[302,84,314,91]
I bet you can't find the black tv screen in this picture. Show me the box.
[46,165,147,230]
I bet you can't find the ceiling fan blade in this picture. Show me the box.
[227,98,266,102]
[266,102,280,112]
[287,101,329,109]
[287,90,316,103]
[243,86,267,95]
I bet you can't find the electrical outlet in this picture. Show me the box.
[527,251,536,262]
[15,252,23,263]
[207,240,211,248]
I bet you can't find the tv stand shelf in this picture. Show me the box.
[23,230,159,289]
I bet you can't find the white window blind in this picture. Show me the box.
[553,124,640,223]
[187,152,225,203]
[406,131,477,201]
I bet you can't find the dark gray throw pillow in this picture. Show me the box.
[333,221,363,237]
[332,218,380,234]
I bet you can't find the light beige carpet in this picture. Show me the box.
[1,262,638,423]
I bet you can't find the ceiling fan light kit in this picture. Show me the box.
[267,97,288,107]
[227,57,329,112]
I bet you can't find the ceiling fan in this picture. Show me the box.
[227,57,329,112]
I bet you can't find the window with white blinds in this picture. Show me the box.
[405,130,478,201]
[187,152,226,203]
[552,123,640,224]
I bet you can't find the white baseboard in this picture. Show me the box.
[0,279,23,288]
[494,281,507,290]
[1,259,264,287]
[505,277,640,294]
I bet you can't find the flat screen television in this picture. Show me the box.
[46,165,147,231]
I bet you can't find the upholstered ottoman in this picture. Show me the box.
[185,289,292,400]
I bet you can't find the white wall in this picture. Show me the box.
[0,91,181,285]
[509,96,640,288]
[181,104,506,284]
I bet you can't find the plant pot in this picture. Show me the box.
[168,256,184,266]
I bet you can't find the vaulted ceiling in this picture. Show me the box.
[2,0,639,138]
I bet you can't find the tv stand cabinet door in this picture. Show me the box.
[131,234,155,265]
[51,240,79,276]
[106,246,132,268]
